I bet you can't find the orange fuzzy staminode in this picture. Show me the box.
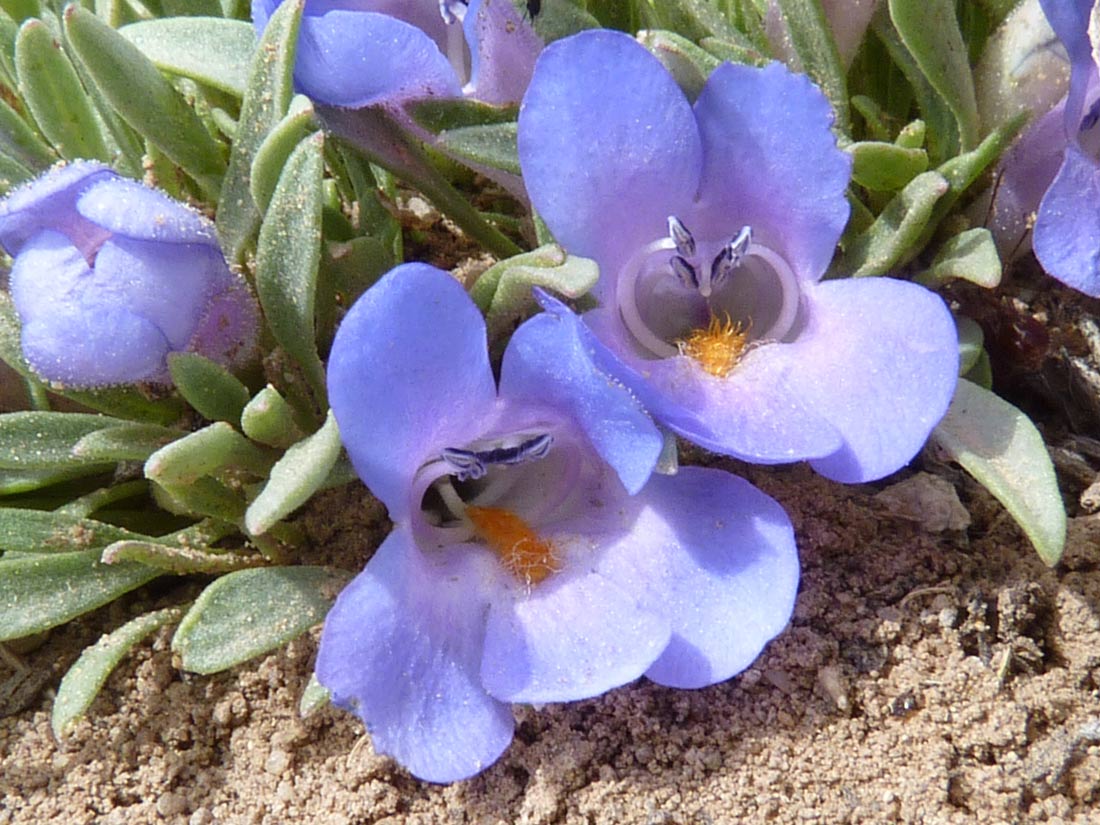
[466,506,560,585]
[677,313,749,378]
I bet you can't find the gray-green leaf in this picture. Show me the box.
[0,411,126,470]
[52,605,183,737]
[119,17,253,96]
[255,131,326,405]
[930,379,1066,565]
[888,0,979,150]
[172,565,349,674]
[838,171,948,277]
[0,549,160,641]
[168,352,252,424]
[245,410,341,535]
[15,18,111,161]
[64,5,227,199]
[216,0,300,262]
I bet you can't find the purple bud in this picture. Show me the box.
[0,162,259,388]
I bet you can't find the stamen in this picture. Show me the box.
[670,255,699,290]
[441,433,553,481]
[1083,98,1100,132]
[677,313,750,378]
[466,506,560,585]
[437,0,468,25]
[707,226,753,295]
[667,215,696,259]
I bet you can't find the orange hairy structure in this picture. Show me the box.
[466,506,560,585]
[677,313,749,378]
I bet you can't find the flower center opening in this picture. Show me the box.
[415,427,575,587]
[616,217,801,375]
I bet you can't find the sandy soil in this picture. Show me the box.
[2,453,1098,824]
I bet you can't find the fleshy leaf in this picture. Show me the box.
[101,540,261,574]
[244,410,341,536]
[144,422,272,487]
[240,385,303,449]
[0,507,146,553]
[774,0,850,133]
[299,673,329,717]
[255,131,326,405]
[119,17,253,97]
[171,565,349,674]
[0,549,160,641]
[839,171,949,277]
[469,244,599,340]
[930,379,1066,565]
[249,95,315,213]
[14,18,111,162]
[168,352,251,425]
[52,605,183,737]
[434,122,520,175]
[407,98,518,133]
[0,95,54,173]
[638,29,722,100]
[847,140,928,191]
[920,228,1002,288]
[72,423,180,462]
[216,0,300,263]
[0,466,103,495]
[0,411,125,470]
[64,6,227,198]
[888,0,979,150]
[955,315,985,376]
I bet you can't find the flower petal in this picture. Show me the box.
[12,232,170,385]
[788,278,959,483]
[77,177,219,246]
[597,467,799,688]
[21,308,169,387]
[0,160,113,256]
[500,298,663,495]
[480,565,670,704]
[582,307,844,464]
[91,237,229,349]
[463,0,541,105]
[187,277,261,370]
[290,7,461,108]
[518,30,701,299]
[1038,0,1095,127]
[1034,143,1100,296]
[326,264,498,518]
[989,101,1069,259]
[316,528,514,783]
[691,61,850,283]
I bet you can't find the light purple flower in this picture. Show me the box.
[992,0,1100,296]
[0,161,258,387]
[251,0,541,110]
[319,263,799,782]
[518,31,959,484]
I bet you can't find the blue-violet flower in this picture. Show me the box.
[992,0,1100,296]
[251,0,541,111]
[320,263,799,782]
[0,161,258,387]
[518,31,959,483]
